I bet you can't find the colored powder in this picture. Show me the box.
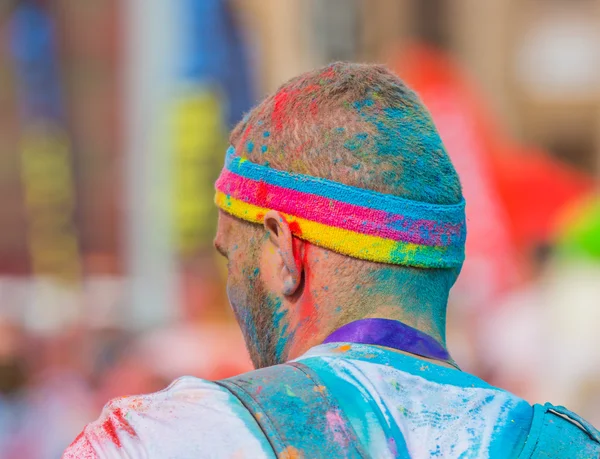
[272,91,289,132]
[280,446,303,459]
[343,132,369,151]
[247,141,255,153]
[366,266,454,344]
[351,95,458,204]
[326,410,348,447]
[261,145,268,153]
[285,385,296,397]
[335,344,352,353]
[297,245,316,324]
[100,408,136,448]
[288,221,302,236]
[262,295,295,364]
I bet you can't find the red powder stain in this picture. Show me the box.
[320,67,336,79]
[256,212,264,221]
[102,418,121,447]
[238,123,253,150]
[255,385,264,396]
[101,408,137,448]
[297,244,316,324]
[72,431,86,446]
[257,181,269,204]
[289,221,302,236]
[272,91,290,132]
[302,84,321,95]
[63,431,98,459]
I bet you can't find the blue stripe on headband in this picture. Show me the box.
[225,146,467,227]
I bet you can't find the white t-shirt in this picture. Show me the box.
[64,343,534,458]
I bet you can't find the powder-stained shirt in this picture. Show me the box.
[63,343,546,458]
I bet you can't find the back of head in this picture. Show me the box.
[230,62,463,308]
[216,63,465,366]
[231,62,461,205]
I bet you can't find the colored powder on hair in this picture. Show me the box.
[350,96,457,204]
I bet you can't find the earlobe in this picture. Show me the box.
[263,211,303,296]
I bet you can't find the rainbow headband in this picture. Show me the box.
[215,147,466,268]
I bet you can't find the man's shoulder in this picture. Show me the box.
[63,376,275,459]
[518,403,600,459]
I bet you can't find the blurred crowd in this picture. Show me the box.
[0,306,253,457]
[0,1,599,457]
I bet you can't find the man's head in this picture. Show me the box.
[214,62,464,368]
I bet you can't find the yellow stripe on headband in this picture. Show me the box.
[215,191,451,268]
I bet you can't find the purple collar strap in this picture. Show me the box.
[324,318,453,364]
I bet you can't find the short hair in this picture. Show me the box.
[230,62,462,206]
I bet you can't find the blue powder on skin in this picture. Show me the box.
[267,296,295,362]
[263,131,270,137]
[261,145,268,153]
[247,141,255,153]
[365,266,457,345]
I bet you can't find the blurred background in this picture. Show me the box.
[0,0,599,456]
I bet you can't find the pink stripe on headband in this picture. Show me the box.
[216,169,461,247]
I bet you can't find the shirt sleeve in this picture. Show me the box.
[62,376,275,459]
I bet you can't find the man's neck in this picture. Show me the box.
[278,260,452,365]
[284,298,447,363]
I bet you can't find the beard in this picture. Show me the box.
[228,276,292,369]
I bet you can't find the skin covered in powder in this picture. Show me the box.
[362,265,458,346]
[217,213,301,368]
[215,209,457,368]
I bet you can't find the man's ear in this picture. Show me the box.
[263,210,304,296]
